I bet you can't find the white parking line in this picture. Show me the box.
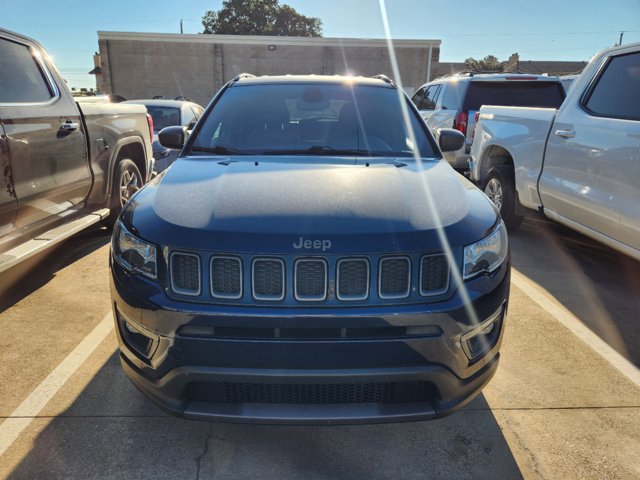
[512,268,640,387]
[0,313,113,458]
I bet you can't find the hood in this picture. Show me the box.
[124,156,498,254]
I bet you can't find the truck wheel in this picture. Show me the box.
[104,159,143,228]
[484,166,524,230]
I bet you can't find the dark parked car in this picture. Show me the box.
[122,99,204,172]
[110,74,510,424]
[0,29,153,275]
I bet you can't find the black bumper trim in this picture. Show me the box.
[120,352,499,425]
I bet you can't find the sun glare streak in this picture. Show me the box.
[377,0,483,329]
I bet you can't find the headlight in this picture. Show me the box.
[112,220,157,279]
[463,221,508,280]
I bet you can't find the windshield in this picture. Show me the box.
[188,83,436,158]
[146,106,181,132]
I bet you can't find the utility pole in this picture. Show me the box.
[180,19,184,34]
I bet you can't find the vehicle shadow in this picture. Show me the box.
[6,351,524,480]
[0,225,111,314]
[508,213,640,366]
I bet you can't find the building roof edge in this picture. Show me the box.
[97,31,441,48]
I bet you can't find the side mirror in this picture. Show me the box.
[158,126,187,150]
[438,128,465,152]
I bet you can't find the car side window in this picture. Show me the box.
[440,83,463,110]
[417,85,440,110]
[411,87,425,106]
[0,37,54,104]
[584,51,640,121]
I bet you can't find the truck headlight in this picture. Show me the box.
[463,221,508,280]
[112,220,157,279]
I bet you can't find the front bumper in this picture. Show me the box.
[120,353,499,424]
[111,259,509,425]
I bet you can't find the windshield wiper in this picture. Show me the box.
[189,146,253,155]
[262,145,385,156]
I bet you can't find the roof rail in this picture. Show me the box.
[230,73,256,83]
[372,74,396,86]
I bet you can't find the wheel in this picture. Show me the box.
[483,166,524,230]
[103,158,143,228]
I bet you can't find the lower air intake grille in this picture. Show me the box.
[337,259,369,300]
[421,254,449,295]
[210,256,242,299]
[186,381,436,404]
[379,257,410,299]
[295,259,327,301]
[170,253,200,295]
[253,258,285,300]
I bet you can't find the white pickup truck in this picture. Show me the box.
[469,42,640,261]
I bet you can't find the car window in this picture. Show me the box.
[411,87,425,106]
[417,85,440,110]
[440,82,464,110]
[189,83,436,158]
[0,37,53,103]
[462,81,565,111]
[146,106,181,131]
[584,51,640,121]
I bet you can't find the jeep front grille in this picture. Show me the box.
[210,256,242,299]
[379,257,411,299]
[169,252,450,303]
[420,254,449,295]
[252,258,285,300]
[170,252,201,296]
[337,259,369,300]
[294,259,327,301]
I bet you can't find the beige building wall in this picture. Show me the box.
[97,32,441,106]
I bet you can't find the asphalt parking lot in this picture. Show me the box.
[0,213,639,480]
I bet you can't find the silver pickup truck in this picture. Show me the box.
[470,42,640,261]
[0,29,154,274]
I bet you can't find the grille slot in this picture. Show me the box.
[170,252,201,296]
[210,256,243,299]
[186,381,436,404]
[337,259,369,300]
[379,257,411,299]
[420,254,449,295]
[294,259,327,301]
[252,258,285,301]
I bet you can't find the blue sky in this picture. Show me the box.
[2,0,639,88]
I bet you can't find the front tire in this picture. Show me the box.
[484,166,524,230]
[103,159,143,228]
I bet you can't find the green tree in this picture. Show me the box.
[464,55,504,73]
[202,0,322,36]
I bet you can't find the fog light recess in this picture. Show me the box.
[116,308,159,360]
[461,306,504,361]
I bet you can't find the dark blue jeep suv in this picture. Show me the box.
[110,74,510,424]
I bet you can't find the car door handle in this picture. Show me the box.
[555,129,575,139]
[60,122,80,132]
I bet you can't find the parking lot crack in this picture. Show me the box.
[194,422,214,480]
[498,412,548,480]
